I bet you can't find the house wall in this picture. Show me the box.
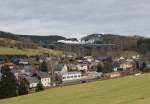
[9,66,14,69]
[110,73,121,78]
[19,61,29,65]
[77,64,88,71]
[41,77,51,87]
[30,83,37,88]
[120,63,133,70]
[62,73,82,83]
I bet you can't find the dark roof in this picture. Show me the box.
[97,56,111,61]
[11,69,21,74]
[22,65,38,73]
[23,65,34,70]
[113,61,120,67]
[38,71,50,78]
[24,76,39,83]
[68,64,76,70]
[55,64,65,71]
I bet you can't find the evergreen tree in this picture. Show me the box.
[97,63,102,72]
[103,61,113,73]
[36,81,44,92]
[135,61,140,70]
[40,60,48,72]
[142,62,147,69]
[141,61,147,71]
[36,56,40,62]
[0,66,17,99]
[18,80,28,95]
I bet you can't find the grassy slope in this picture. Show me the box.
[0,47,63,56]
[1,74,150,104]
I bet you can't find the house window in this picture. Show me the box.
[74,76,77,78]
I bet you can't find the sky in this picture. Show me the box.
[0,0,150,38]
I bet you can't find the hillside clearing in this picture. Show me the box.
[0,47,63,56]
[1,74,150,104]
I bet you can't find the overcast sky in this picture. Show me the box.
[0,0,150,38]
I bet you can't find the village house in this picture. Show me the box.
[68,64,77,71]
[119,61,134,70]
[18,59,29,65]
[55,63,82,84]
[119,56,125,61]
[37,72,51,87]
[97,56,111,62]
[10,65,39,84]
[2,62,16,69]
[75,57,85,63]
[55,64,68,73]
[132,55,140,60]
[84,56,94,62]
[89,62,98,71]
[112,61,120,72]
[24,76,39,89]
[76,64,88,71]
[61,71,82,84]
[20,65,38,76]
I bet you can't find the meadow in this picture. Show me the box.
[1,74,150,104]
[0,47,63,56]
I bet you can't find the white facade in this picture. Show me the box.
[9,65,14,69]
[61,64,68,73]
[19,61,28,65]
[77,64,88,71]
[41,77,51,87]
[29,83,38,88]
[62,72,82,83]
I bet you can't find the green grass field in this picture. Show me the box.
[0,47,63,56]
[1,74,150,104]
